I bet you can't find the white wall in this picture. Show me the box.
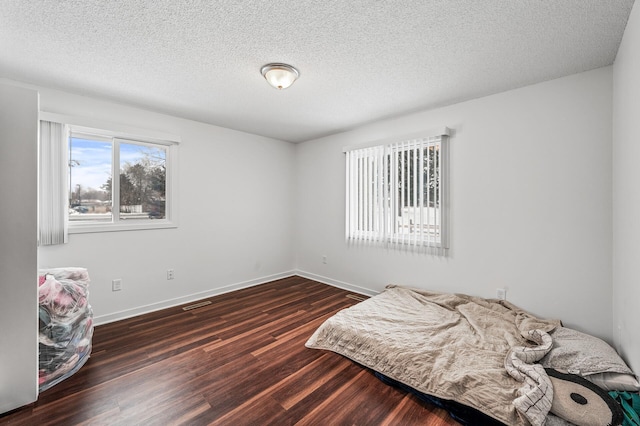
[35,86,296,324]
[0,83,39,412]
[295,67,614,341]
[613,1,640,372]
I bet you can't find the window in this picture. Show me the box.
[67,126,178,233]
[345,130,449,254]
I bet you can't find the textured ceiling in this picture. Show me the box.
[0,0,635,142]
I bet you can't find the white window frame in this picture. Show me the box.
[344,128,450,254]
[41,112,179,234]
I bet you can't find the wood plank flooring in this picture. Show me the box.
[1,276,458,426]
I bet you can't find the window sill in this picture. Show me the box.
[68,220,177,234]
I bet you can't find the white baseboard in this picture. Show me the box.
[93,270,297,326]
[294,270,379,297]
[93,270,379,326]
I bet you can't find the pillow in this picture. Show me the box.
[541,327,639,391]
[545,368,623,426]
[584,372,640,392]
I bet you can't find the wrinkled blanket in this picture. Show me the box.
[305,285,561,426]
[505,329,554,425]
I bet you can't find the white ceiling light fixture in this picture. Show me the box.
[261,63,300,90]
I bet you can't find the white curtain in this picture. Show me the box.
[39,120,69,245]
[345,134,449,255]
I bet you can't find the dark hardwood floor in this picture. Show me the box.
[1,276,458,425]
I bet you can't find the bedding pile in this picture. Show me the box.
[38,267,94,392]
[306,285,561,426]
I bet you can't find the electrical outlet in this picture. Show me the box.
[322,255,327,264]
[167,269,175,280]
[112,279,122,291]
[496,288,506,300]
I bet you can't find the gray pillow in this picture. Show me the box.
[586,372,640,392]
[540,326,638,391]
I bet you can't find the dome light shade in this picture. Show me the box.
[261,63,300,90]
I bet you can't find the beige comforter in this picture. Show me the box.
[305,285,561,426]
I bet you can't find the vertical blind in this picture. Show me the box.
[39,120,69,246]
[345,131,449,254]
